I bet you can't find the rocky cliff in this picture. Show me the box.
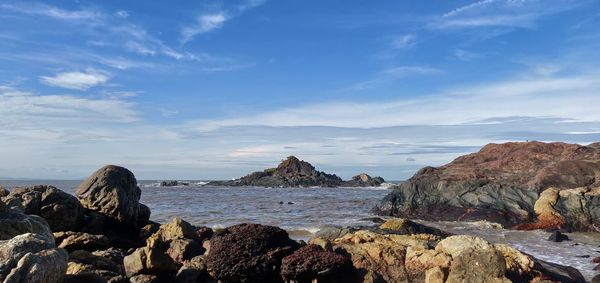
[376,141,600,231]
[209,156,384,187]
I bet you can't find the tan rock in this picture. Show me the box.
[425,266,446,283]
[435,235,495,258]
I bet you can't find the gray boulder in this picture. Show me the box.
[0,211,53,244]
[76,165,149,228]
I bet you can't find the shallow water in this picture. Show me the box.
[1,179,599,281]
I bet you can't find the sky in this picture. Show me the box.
[1,0,600,180]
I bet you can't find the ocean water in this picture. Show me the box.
[1,179,599,280]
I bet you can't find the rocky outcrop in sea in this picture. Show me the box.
[376,141,600,232]
[0,164,589,282]
[208,156,386,188]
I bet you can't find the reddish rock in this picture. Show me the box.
[280,244,350,282]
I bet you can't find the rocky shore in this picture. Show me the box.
[208,156,386,188]
[0,165,590,282]
[376,141,600,232]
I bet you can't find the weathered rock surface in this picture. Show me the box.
[0,211,54,244]
[0,233,68,283]
[2,185,84,232]
[325,229,585,283]
[377,141,600,231]
[281,244,350,282]
[342,173,386,187]
[54,231,110,252]
[205,223,299,282]
[76,165,149,228]
[209,156,344,187]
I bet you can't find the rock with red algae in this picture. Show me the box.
[280,244,350,282]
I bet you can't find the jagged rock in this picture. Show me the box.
[167,238,203,264]
[69,250,123,275]
[376,141,600,231]
[147,218,199,246]
[209,156,343,187]
[205,223,299,282]
[76,165,149,228]
[174,256,214,283]
[54,231,110,252]
[92,247,126,266]
[342,173,385,187]
[280,244,350,282]
[139,222,160,241]
[548,231,569,242]
[2,185,84,232]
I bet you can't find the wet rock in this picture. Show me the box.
[379,218,451,237]
[593,256,600,263]
[376,142,600,231]
[548,231,569,242]
[76,165,149,228]
[205,223,299,282]
[54,231,110,252]
[129,274,160,283]
[281,244,350,282]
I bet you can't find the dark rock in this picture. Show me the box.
[3,185,84,231]
[593,256,600,263]
[314,226,355,240]
[92,247,126,266]
[548,231,569,242]
[160,181,179,187]
[54,231,110,252]
[360,217,386,224]
[63,273,108,283]
[0,210,54,243]
[376,142,600,231]
[0,187,9,197]
[594,264,600,271]
[76,165,149,228]
[174,256,215,283]
[139,222,160,240]
[69,250,123,275]
[342,173,386,187]
[287,201,294,205]
[592,274,600,283]
[208,156,343,187]
[281,244,350,282]
[446,249,509,282]
[533,259,587,283]
[205,223,299,282]
[194,226,214,243]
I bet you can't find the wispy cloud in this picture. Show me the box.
[390,34,416,49]
[432,0,580,29]
[40,70,110,90]
[0,3,101,21]
[180,0,266,43]
[350,66,442,91]
[181,12,229,43]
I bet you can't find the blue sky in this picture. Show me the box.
[1,0,600,180]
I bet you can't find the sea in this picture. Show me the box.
[1,179,599,281]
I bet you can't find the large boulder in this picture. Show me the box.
[376,142,600,231]
[205,223,299,282]
[2,185,84,232]
[0,211,54,244]
[76,165,149,228]
[342,173,386,187]
[0,233,68,283]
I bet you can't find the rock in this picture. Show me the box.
[194,226,214,243]
[281,244,350,282]
[129,274,160,283]
[3,247,68,283]
[435,235,496,258]
[160,181,180,187]
[446,248,510,283]
[69,250,124,275]
[379,218,452,237]
[376,142,600,231]
[593,274,600,283]
[174,256,214,283]
[123,246,178,277]
[0,211,54,243]
[64,272,109,283]
[147,217,199,246]
[593,256,600,263]
[314,226,355,240]
[425,266,446,283]
[205,223,299,282]
[342,173,386,187]
[92,247,126,265]
[3,185,84,232]
[208,156,343,187]
[76,165,149,228]
[54,231,110,252]
[167,238,204,264]
[0,187,9,197]
[548,231,569,242]
[139,222,160,240]
[0,233,55,277]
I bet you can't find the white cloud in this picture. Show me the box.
[181,12,229,43]
[115,10,129,18]
[432,0,579,29]
[193,73,600,130]
[0,3,100,21]
[40,70,109,90]
[350,66,442,90]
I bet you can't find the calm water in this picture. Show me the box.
[1,179,599,281]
